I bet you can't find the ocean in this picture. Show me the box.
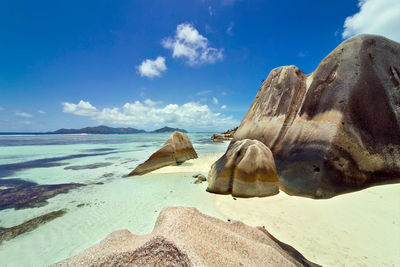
[0,133,228,266]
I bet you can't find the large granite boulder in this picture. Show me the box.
[231,34,400,198]
[129,131,197,176]
[53,207,319,267]
[207,139,279,197]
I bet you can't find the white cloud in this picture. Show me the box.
[212,97,219,105]
[162,23,224,66]
[37,110,46,114]
[221,105,227,109]
[342,0,400,42]
[208,6,213,16]
[144,99,162,107]
[137,56,167,79]
[15,111,33,118]
[62,99,238,131]
[226,22,234,36]
[62,100,98,116]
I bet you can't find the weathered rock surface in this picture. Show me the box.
[207,139,279,197]
[230,34,400,198]
[129,131,198,176]
[53,207,319,267]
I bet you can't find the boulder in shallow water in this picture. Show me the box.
[53,206,319,267]
[230,34,400,198]
[129,131,198,176]
[207,139,279,197]
[192,173,206,181]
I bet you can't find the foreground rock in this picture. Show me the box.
[207,139,279,197]
[230,34,400,198]
[129,131,198,176]
[53,207,319,266]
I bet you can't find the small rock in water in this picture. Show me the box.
[76,203,85,208]
[192,174,206,181]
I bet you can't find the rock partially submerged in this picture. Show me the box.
[128,131,198,176]
[211,127,238,142]
[193,173,207,184]
[230,34,400,198]
[53,207,319,267]
[211,133,230,142]
[207,139,279,197]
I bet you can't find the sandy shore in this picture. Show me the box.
[213,185,400,267]
[159,152,400,266]
[151,152,221,174]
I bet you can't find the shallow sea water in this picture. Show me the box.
[0,133,228,266]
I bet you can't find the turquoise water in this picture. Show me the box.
[0,133,228,266]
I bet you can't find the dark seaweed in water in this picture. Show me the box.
[0,151,118,178]
[64,162,113,170]
[0,178,84,210]
[0,209,67,245]
[101,173,114,178]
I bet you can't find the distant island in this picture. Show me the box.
[50,125,187,134]
[151,126,187,133]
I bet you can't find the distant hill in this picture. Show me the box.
[51,125,146,134]
[152,126,187,133]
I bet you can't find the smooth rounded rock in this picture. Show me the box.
[232,34,400,198]
[207,139,279,197]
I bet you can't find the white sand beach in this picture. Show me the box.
[152,152,220,174]
[174,152,400,267]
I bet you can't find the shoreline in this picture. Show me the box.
[161,152,400,266]
[212,183,400,267]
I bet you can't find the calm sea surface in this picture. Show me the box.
[0,133,228,266]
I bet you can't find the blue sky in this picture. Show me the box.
[0,0,399,132]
